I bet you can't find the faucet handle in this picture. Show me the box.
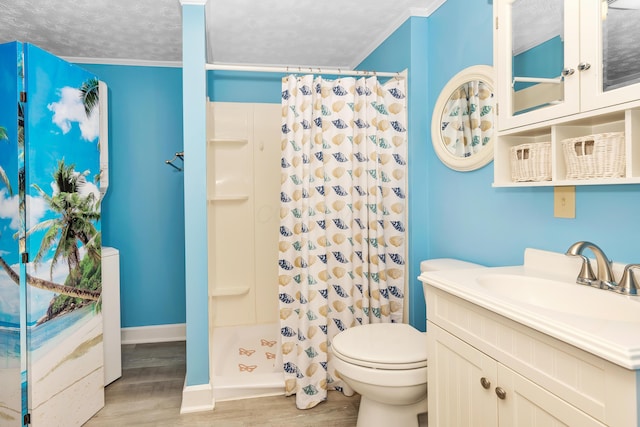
[572,254,597,286]
[616,264,640,296]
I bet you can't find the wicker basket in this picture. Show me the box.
[510,142,552,182]
[562,132,625,179]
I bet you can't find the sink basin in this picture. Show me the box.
[476,274,640,322]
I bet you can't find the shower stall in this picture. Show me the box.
[206,101,283,401]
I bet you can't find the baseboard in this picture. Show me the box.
[120,323,186,344]
[180,380,215,414]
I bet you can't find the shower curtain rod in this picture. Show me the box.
[205,63,407,79]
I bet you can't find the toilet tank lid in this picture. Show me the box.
[420,258,484,273]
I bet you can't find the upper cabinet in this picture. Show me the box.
[496,0,640,130]
[493,0,640,186]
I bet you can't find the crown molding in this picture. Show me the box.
[422,0,448,16]
[350,2,445,69]
[64,56,182,68]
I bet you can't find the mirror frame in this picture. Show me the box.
[431,65,495,172]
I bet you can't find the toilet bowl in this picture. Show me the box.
[331,258,483,427]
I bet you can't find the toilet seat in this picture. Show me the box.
[331,323,427,370]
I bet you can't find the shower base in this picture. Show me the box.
[211,322,284,401]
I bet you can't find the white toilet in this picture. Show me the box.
[331,258,483,427]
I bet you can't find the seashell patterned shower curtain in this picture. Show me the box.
[278,74,408,409]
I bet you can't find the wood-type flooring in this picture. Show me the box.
[84,341,360,426]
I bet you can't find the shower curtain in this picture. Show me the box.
[441,79,493,158]
[278,74,408,409]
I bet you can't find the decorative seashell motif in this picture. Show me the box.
[389,236,404,247]
[282,342,296,356]
[332,266,345,278]
[390,301,402,313]
[391,203,404,214]
[279,241,291,252]
[278,275,291,286]
[387,268,403,279]
[332,300,346,312]
[306,363,318,377]
[285,379,297,393]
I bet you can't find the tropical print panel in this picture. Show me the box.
[278,74,407,409]
[440,79,493,158]
[0,42,103,426]
[0,41,22,425]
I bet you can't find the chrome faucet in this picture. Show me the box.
[565,241,616,290]
[617,264,640,296]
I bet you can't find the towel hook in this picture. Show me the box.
[165,151,184,171]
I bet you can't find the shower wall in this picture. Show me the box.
[206,102,281,328]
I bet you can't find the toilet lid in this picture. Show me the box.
[331,323,427,370]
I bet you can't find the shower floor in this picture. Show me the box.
[211,323,284,401]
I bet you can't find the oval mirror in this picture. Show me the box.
[431,65,495,171]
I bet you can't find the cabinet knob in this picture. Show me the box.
[480,377,491,389]
[578,62,591,71]
[561,67,575,76]
[495,387,507,400]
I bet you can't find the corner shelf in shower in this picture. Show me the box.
[208,195,250,202]
[209,286,251,297]
[208,138,248,145]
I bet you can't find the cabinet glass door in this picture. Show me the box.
[580,0,640,110]
[496,0,580,130]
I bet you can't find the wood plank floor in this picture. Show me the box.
[84,341,361,426]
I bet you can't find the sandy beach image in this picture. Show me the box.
[29,311,104,426]
[0,365,21,425]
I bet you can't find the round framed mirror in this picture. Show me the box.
[431,65,495,171]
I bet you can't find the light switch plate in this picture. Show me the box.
[554,186,575,218]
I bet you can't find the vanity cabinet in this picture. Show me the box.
[493,0,640,186]
[429,323,605,426]
[424,285,640,427]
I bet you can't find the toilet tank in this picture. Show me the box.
[420,258,484,273]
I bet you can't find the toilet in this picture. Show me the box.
[331,258,483,427]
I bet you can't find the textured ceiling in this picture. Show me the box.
[0,0,442,68]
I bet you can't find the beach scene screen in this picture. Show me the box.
[0,42,105,426]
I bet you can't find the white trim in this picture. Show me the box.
[409,7,432,18]
[348,5,442,70]
[64,56,182,68]
[180,380,215,414]
[120,323,186,344]
[180,0,208,5]
[422,0,448,16]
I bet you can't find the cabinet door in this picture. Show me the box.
[497,364,606,427]
[427,323,498,427]
[495,0,580,130]
[579,1,640,111]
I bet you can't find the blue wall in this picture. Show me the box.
[208,71,281,103]
[78,63,186,329]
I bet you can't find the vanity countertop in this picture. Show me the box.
[419,248,640,370]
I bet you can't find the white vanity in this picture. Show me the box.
[419,249,640,426]
[493,0,640,187]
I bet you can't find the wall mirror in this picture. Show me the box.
[431,65,495,171]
